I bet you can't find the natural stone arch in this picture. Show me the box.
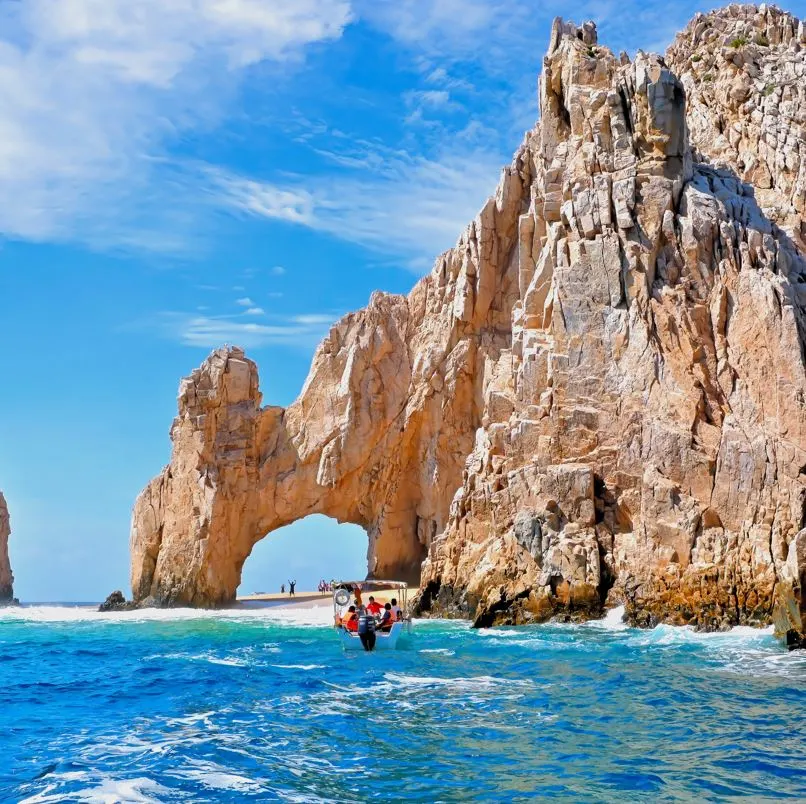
[130,276,510,605]
[130,330,423,604]
[131,7,806,645]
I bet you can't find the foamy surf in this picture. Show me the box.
[4,600,803,802]
[0,602,337,627]
[19,776,168,804]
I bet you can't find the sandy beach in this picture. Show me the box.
[239,588,413,609]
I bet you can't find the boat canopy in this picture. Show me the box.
[330,579,408,591]
[331,579,410,618]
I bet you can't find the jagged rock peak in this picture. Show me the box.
[0,492,13,602]
[130,7,806,648]
[666,4,806,246]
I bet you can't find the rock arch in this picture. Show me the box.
[130,271,513,605]
[132,6,806,645]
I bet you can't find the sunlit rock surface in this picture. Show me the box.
[131,6,806,646]
[0,492,13,602]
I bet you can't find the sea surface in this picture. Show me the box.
[1,603,805,803]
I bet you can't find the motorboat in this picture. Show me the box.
[331,579,411,651]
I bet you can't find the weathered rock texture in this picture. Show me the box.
[131,6,806,645]
[0,492,13,602]
[667,4,806,244]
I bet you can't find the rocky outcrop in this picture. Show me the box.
[773,529,806,647]
[131,6,806,646]
[98,590,135,612]
[0,492,13,602]
[667,4,806,245]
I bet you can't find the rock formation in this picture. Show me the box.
[98,590,135,612]
[0,492,13,602]
[131,5,806,645]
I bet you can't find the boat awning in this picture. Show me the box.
[331,579,409,591]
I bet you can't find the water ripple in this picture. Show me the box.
[1,609,804,801]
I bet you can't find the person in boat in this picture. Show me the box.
[390,598,402,621]
[377,602,394,632]
[353,585,363,607]
[366,596,382,616]
[340,605,358,632]
[357,605,376,651]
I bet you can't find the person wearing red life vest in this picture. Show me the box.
[377,602,394,632]
[366,596,383,616]
[340,605,358,632]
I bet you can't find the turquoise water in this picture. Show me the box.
[1,604,805,803]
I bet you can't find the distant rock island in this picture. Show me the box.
[129,5,806,647]
[0,492,14,603]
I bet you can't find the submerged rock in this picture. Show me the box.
[130,6,806,646]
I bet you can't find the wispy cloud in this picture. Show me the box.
[0,0,351,248]
[0,0,704,259]
[154,310,341,348]
[236,297,255,306]
[214,144,503,272]
[244,307,266,316]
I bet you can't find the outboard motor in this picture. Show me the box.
[357,610,376,652]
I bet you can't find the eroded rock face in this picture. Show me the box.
[667,4,806,245]
[0,492,13,602]
[132,6,806,646]
[421,8,806,634]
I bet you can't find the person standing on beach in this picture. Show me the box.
[288,580,296,597]
[281,583,285,594]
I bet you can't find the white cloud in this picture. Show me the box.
[425,67,473,92]
[358,0,498,51]
[155,310,339,348]
[213,172,314,224]
[0,0,351,247]
[404,89,453,108]
[244,307,266,316]
[293,313,338,325]
[236,297,255,306]
[0,0,691,258]
[216,144,503,272]
[271,265,287,275]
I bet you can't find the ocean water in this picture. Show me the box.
[1,604,805,803]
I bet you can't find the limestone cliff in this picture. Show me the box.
[131,6,806,645]
[0,492,13,602]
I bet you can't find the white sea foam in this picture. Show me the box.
[476,628,522,637]
[383,672,531,690]
[19,776,169,804]
[271,664,326,671]
[175,764,268,794]
[0,602,337,627]
[600,605,628,629]
[156,652,250,667]
[419,648,454,655]
[630,622,776,646]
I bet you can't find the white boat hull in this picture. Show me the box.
[339,621,406,650]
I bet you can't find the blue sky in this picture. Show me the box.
[2,0,802,602]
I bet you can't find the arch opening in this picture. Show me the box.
[238,514,367,597]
